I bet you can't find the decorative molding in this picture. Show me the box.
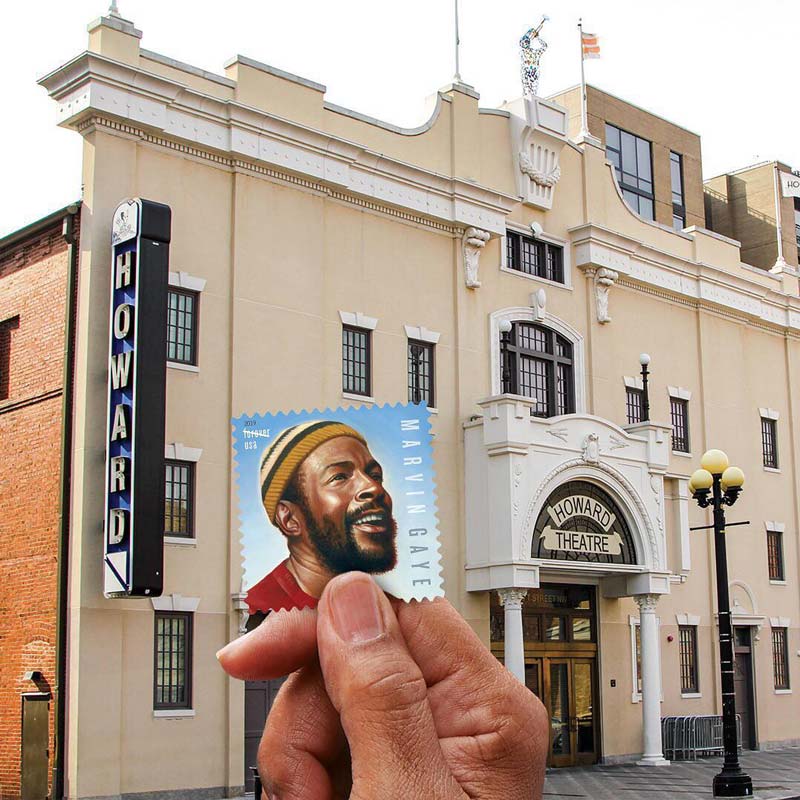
[547,427,569,443]
[150,594,200,612]
[168,271,207,292]
[581,433,600,463]
[338,310,378,330]
[165,443,203,462]
[770,616,791,628]
[759,407,780,421]
[497,588,528,608]
[232,591,250,635]
[650,475,664,533]
[594,267,618,324]
[765,521,786,533]
[531,288,547,321]
[608,434,628,451]
[519,151,561,187]
[623,375,644,391]
[403,324,440,344]
[668,386,692,401]
[463,227,491,288]
[676,613,701,626]
[634,594,660,613]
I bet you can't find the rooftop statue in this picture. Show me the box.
[520,15,549,97]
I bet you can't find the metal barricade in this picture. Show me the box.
[661,715,742,760]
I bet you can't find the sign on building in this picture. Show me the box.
[104,198,171,597]
[531,480,637,564]
[780,170,800,198]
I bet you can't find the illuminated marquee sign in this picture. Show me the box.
[531,480,636,565]
[104,198,171,597]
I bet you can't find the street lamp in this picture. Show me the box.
[639,353,651,422]
[499,320,512,393]
[688,449,752,798]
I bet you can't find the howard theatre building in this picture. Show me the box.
[3,9,800,799]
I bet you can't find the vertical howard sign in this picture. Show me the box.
[104,199,171,597]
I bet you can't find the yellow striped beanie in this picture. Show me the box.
[259,421,367,523]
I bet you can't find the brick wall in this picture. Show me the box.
[0,218,72,800]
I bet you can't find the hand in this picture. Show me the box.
[217,572,548,800]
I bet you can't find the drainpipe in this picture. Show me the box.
[53,202,80,800]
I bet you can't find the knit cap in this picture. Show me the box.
[259,420,367,523]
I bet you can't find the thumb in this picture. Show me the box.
[316,573,464,800]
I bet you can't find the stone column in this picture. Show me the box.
[635,594,669,765]
[497,588,527,683]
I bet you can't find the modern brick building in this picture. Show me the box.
[2,7,800,799]
[0,204,79,800]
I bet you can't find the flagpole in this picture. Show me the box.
[453,0,462,82]
[772,162,788,271]
[578,19,589,138]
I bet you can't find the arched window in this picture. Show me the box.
[502,322,574,417]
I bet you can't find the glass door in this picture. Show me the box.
[572,658,597,764]
[548,659,573,767]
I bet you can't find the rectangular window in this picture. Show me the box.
[670,151,686,231]
[154,611,193,709]
[670,397,690,453]
[772,627,790,690]
[164,460,194,538]
[761,417,778,468]
[768,529,785,581]
[407,340,434,407]
[0,315,20,401]
[679,625,699,693]
[626,387,644,425]
[634,623,642,695]
[342,325,371,396]
[506,230,564,284]
[794,198,800,260]
[167,289,199,365]
[605,123,654,221]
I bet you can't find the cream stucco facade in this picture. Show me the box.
[37,12,800,799]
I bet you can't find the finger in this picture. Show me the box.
[216,608,317,680]
[316,572,465,800]
[259,662,350,800]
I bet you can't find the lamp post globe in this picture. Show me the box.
[701,448,730,475]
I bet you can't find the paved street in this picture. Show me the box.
[544,749,800,800]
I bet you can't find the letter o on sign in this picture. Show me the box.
[113,303,132,339]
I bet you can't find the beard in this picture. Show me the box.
[303,498,398,576]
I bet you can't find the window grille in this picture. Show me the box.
[407,340,434,407]
[670,397,690,453]
[761,417,778,469]
[167,289,198,365]
[506,230,565,284]
[772,627,790,690]
[767,530,785,581]
[626,387,644,425]
[154,611,193,709]
[164,460,194,537]
[679,625,699,693]
[342,325,371,396]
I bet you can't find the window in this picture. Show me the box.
[772,627,790,690]
[626,387,644,424]
[408,340,434,407]
[768,529,785,581]
[679,625,699,694]
[502,322,574,417]
[0,315,20,401]
[670,152,686,231]
[761,417,778,468]
[634,622,642,695]
[794,198,800,260]
[154,611,193,709]
[670,397,690,453]
[605,123,654,221]
[505,230,564,284]
[342,325,371,396]
[164,460,194,538]
[167,289,198,365]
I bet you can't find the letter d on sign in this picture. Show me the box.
[108,509,128,545]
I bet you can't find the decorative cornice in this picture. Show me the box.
[39,53,517,236]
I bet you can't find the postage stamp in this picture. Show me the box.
[232,403,444,613]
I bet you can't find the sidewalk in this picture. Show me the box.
[544,748,800,800]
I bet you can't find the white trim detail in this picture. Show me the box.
[624,375,644,391]
[165,443,203,462]
[774,689,793,695]
[167,362,199,373]
[342,392,375,405]
[765,521,786,533]
[770,617,791,628]
[164,536,197,547]
[628,614,663,704]
[338,310,378,330]
[676,613,701,626]
[153,709,196,718]
[759,407,780,421]
[668,386,692,401]
[681,693,702,699]
[403,324,441,344]
[150,594,201,612]
[168,271,207,292]
[488,307,586,412]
